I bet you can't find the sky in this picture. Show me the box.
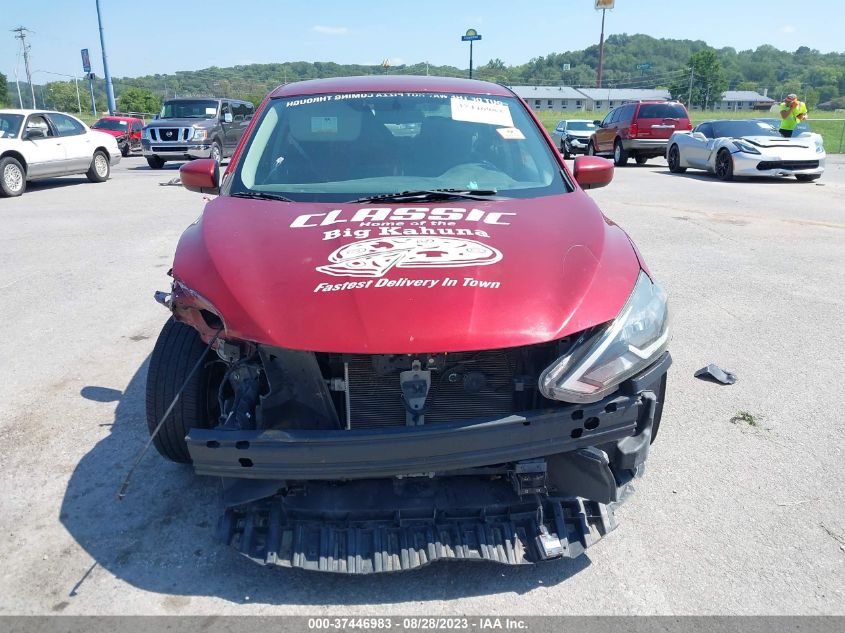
[2,0,843,84]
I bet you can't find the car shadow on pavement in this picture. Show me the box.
[657,171,804,184]
[22,177,93,192]
[61,357,590,606]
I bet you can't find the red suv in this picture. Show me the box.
[587,100,691,166]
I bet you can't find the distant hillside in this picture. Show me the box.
[9,34,845,111]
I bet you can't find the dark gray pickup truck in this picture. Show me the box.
[141,97,254,169]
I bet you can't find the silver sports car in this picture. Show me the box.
[666,119,825,181]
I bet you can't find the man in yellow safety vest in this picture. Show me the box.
[778,93,808,137]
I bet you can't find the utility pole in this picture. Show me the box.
[687,66,695,109]
[596,8,606,88]
[12,27,36,108]
[95,0,117,114]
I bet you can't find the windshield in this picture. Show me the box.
[92,119,130,131]
[565,121,596,132]
[159,100,218,119]
[756,118,810,133]
[0,114,24,139]
[230,92,568,202]
[712,120,780,138]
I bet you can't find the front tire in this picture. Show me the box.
[0,156,26,197]
[795,174,820,182]
[145,319,220,463]
[635,155,648,165]
[715,149,734,181]
[586,141,596,156]
[146,155,165,169]
[210,141,222,163]
[561,142,571,160]
[86,150,110,183]
[613,139,628,166]
[667,145,686,173]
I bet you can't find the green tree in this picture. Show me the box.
[117,87,161,114]
[670,49,727,109]
[45,81,81,113]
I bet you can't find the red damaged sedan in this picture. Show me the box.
[147,76,671,573]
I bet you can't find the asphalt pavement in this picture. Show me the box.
[0,154,843,615]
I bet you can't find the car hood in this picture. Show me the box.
[738,135,813,149]
[93,128,124,138]
[172,194,641,353]
[146,118,213,127]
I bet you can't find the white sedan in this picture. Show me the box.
[0,109,121,197]
[666,119,824,182]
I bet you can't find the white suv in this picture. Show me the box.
[0,109,121,197]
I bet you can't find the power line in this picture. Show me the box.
[11,26,36,108]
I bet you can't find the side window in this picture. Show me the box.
[245,103,255,120]
[232,102,249,121]
[697,123,714,138]
[25,114,55,137]
[620,105,635,123]
[601,111,614,126]
[49,113,86,136]
[221,102,231,117]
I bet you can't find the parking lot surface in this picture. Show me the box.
[1,156,843,615]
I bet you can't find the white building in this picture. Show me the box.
[509,86,589,112]
[712,90,775,111]
[575,88,671,112]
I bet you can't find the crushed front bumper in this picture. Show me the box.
[187,352,670,482]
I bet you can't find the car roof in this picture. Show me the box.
[0,108,55,115]
[268,75,512,99]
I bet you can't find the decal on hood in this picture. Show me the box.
[317,236,502,278]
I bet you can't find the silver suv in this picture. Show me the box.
[141,98,254,169]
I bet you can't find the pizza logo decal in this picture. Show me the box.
[317,236,503,278]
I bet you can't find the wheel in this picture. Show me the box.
[613,139,628,166]
[795,174,820,182]
[210,141,222,163]
[146,155,165,169]
[715,149,734,181]
[561,142,571,160]
[86,150,110,183]
[120,142,130,158]
[586,141,596,156]
[0,156,26,197]
[145,318,222,463]
[667,145,686,173]
[635,155,648,165]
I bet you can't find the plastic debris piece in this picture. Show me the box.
[159,177,182,187]
[694,364,737,385]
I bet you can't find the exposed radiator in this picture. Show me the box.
[346,351,516,429]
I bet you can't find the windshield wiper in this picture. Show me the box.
[348,188,500,203]
[230,191,294,202]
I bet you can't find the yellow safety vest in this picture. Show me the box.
[779,101,807,131]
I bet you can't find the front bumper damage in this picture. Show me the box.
[190,353,670,573]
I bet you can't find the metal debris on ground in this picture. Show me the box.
[694,364,737,385]
[159,177,182,187]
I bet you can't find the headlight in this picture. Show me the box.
[192,128,208,141]
[539,271,670,403]
[815,138,824,154]
[732,140,760,154]
[141,128,150,140]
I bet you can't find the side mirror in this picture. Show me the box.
[592,120,602,127]
[573,156,614,190]
[25,127,47,140]
[180,159,219,195]
[222,112,233,124]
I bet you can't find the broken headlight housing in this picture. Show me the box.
[539,271,670,403]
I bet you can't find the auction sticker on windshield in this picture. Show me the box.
[451,96,514,127]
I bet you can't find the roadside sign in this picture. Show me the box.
[461,28,482,42]
[563,63,571,71]
[595,0,615,8]
[636,63,652,70]
[81,48,91,73]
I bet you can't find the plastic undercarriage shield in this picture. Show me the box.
[217,478,620,574]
